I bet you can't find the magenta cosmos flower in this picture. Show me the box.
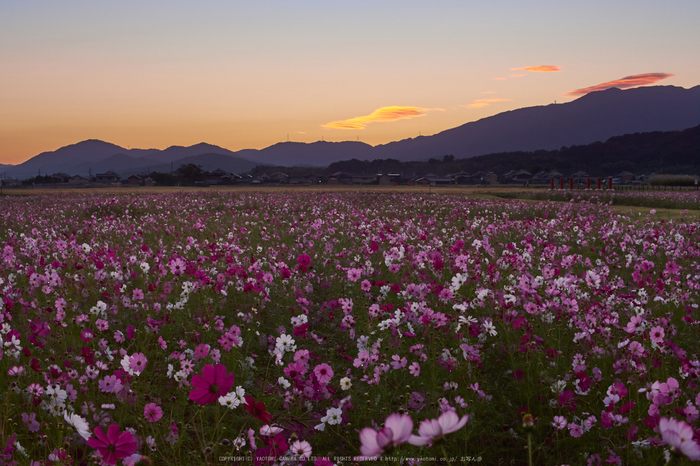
[87,424,137,465]
[359,413,413,458]
[659,417,700,460]
[409,410,469,446]
[189,364,235,405]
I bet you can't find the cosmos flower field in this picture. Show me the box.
[1,191,700,465]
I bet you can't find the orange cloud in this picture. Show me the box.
[322,106,442,130]
[512,65,561,72]
[567,73,675,96]
[462,98,513,109]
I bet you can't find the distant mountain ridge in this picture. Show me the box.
[3,85,699,179]
[4,140,256,179]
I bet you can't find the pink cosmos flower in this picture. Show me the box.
[354,351,370,369]
[359,413,413,458]
[649,326,665,343]
[284,361,307,380]
[193,344,210,360]
[189,364,235,405]
[408,410,468,446]
[290,439,312,459]
[144,403,163,422]
[551,415,568,430]
[391,355,407,370]
[568,423,583,438]
[80,328,94,342]
[21,412,40,432]
[347,268,362,282]
[659,417,700,460]
[87,424,137,465]
[409,362,420,377]
[98,375,123,394]
[313,363,334,384]
[128,353,147,374]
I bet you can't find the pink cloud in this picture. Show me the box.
[566,73,675,96]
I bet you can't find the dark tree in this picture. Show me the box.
[176,164,206,185]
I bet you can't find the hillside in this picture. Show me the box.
[323,125,700,177]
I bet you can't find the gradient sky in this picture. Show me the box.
[1,0,699,165]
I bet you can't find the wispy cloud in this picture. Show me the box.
[322,106,443,130]
[512,65,561,73]
[566,73,675,96]
[462,98,513,109]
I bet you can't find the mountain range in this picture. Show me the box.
[2,85,699,180]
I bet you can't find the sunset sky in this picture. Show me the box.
[1,0,699,165]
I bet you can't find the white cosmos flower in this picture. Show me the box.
[64,412,91,440]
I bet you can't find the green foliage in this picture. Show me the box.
[649,174,699,186]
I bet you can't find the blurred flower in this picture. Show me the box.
[359,413,413,458]
[21,412,40,433]
[408,410,468,446]
[658,417,700,460]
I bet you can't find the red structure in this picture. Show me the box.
[550,178,555,190]
[560,178,564,190]
[608,177,613,190]
[597,178,602,190]
[570,178,574,190]
[587,178,591,190]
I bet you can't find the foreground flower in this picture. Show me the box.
[359,413,413,458]
[189,364,235,405]
[659,417,700,460]
[408,410,468,446]
[87,424,137,465]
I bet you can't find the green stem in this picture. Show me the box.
[441,444,453,466]
[527,432,532,466]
